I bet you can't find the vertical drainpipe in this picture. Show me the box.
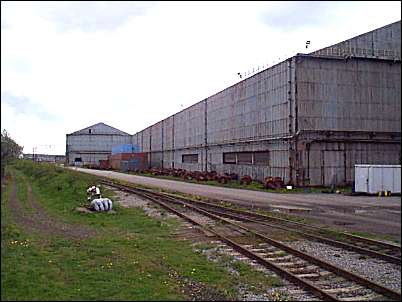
[204,98,208,172]
[287,58,294,185]
[141,132,143,153]
[161,120,164,169]
[65,134,69,165]
[294,56,299,186]
[149,127,152,169]
[172,115,175,169]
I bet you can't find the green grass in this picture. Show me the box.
[2,161,283,300]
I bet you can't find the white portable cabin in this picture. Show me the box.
[354,165,401,194]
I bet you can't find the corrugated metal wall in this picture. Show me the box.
[208,141,289,181]
[296,56,401,133]
[310,21,401,60]
[207,61,291,143]
[174,102,205,149]
[121,22,400,186]
[295,55,401,186]
[66,134,131,165]
[305,141,400,186]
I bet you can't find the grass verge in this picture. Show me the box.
[2,161,283,300]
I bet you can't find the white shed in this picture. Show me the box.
[355,165,401,194]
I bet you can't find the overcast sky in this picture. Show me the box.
[1,1,401,155]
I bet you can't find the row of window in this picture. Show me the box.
[182,151,269,165]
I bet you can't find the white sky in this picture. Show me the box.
[1,1,401,155]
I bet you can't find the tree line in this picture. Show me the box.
[1,129,23,180]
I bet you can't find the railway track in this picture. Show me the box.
[101,179,400,265]
[101,180,401,301]
[165,192,401,265]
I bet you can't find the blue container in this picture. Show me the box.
[112,144,141,154]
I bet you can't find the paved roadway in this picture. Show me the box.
[71,167,401,241]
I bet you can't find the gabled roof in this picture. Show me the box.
[68,122,131,136]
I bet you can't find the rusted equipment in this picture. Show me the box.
[240,175,252,185]
[263,176,285,189]
[216,175,230,184]
[99,159,110,170]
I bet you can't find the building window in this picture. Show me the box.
[237,152,253,164]
[254,151,269,165]
[74,157,82,162]
[182,154,198,163]
[223,152,236,164]
[89,129,92,134]
[223,151,269,165]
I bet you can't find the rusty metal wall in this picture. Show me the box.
[310,21,401,60]
[173,149,204,171]
[127,23,400,187]
[174,102,205,149]
[141,127,151,153]
[67,151,111,167]
[66,133,131,165]
[304,141,401,186]
[296,56,401,133]
[207,61,290,144]
[208,141,290,181]
[151,151,163,168]
[151,121,163,151]
[71,122,130,136]
[163,150,174,169]
[163,116,174,151]
[131,133,140,148]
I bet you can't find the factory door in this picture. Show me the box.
[321,150,347,186]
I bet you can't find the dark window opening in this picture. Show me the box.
[237,152,253,164]
[223,151,269,165]
[223,152,236,164]
[89,129,92,134]
[74,157,82,162]
[182,154,198,163]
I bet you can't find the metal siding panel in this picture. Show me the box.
[142,128,151,152]
[151,121,163,151]
[304,142,400,186]
[310,21,400,60]
[207,61,290,145]
[296,57,401,133]
[208,141,289,182]
[163,117,174,151]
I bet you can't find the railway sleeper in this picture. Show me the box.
[296,271,333,279]
[338,292,380,301]
[324,285,365,294]
[264,254,294,261]
[287,265,318,274]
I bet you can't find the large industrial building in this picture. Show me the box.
[66,21,401,186]
[66,122,132,166]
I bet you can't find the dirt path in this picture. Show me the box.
[8,171,96,240]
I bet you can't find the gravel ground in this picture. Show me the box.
[194,241,317,301]
[106,184,401,300]
[286,240,401,293]
[74,168,401,241]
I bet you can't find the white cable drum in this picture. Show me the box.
[98,200,105,211]
[102,199,109,211]
[91,200,100,211]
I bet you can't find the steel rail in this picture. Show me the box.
[149,186,401,262]
[101,179,401,263]
[111,184,338,301]
[102,180,401,301]
[179,201,401,265]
